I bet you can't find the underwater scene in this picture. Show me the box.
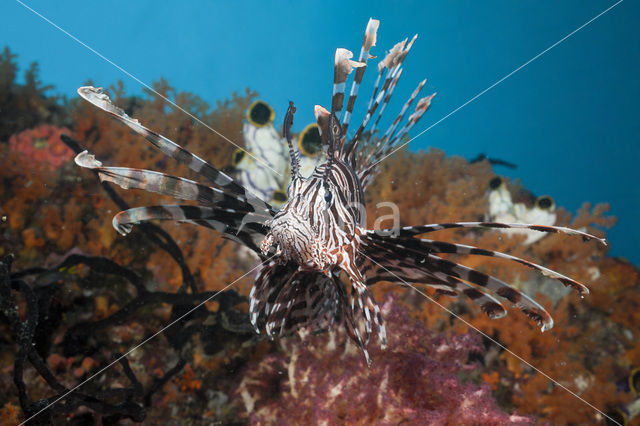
[1,1,639,425]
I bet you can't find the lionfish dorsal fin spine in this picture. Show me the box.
[370,67,403,135]
[342,18,380,137]
[332,48,365,155]
[346,35,418,167]
[358,91,434,187]
[359,78,427,174]
[282,101,301,179]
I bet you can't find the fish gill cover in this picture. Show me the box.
[0,14,637,426]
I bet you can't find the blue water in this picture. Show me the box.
[2,0,638,263]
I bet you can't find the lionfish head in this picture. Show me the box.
[261,104,358,272]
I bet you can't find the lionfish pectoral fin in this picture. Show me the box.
[77,86,270,211]
[361,242,508,321]
[75,152,273,213]
[425,253,554,331]
[392,222,607,246]
[113,205,270,253]
[362,234,552,330]
[367,233,591,295]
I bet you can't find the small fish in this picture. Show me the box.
[74,18,606,364]
[487,176,557,245]
[232,100,325,207]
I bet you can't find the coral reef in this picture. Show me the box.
[237,295,534,424]
[0,52,638,424]
[0,66,262,423]
[8,125,72,171]
[364,148,634,424]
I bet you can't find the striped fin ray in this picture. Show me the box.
[423,252,554,330]
[344,44,400,163]
[361,252,508,320]
[75,151,275,215]
[77,86,270,210]
[265,272,342,338]
[386,93,436,146]
[314,105,331,147]
[112,205,270,253]
[387,221,607,245]
[332,49,365,120]
[359,92,435,189]
[369,67,403,135]
[374,235,590,294]
[366,39,406,111]
[361,241,508,319]
[250,261,283,332]
[339,256,386,350]
[358,79,427,176]
[354,68,405,170]
[381,79,427,142]
[342,18,380,136]
[251,263,344,338]
[366,70,383,118]
[283,102,301,178]
[333,272,373,365]
[264,269,300,337]
[362,236,553,330]
[347,35,418,166]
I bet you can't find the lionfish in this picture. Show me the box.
[74,18,606,363]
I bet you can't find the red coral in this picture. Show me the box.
[7,125,73,171]
[236,295,534,425]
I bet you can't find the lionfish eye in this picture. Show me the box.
[536,195,554,210]
[324,189,333,205]
[247,100,275,127]
[489,176,503,190]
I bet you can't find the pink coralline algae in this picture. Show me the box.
[237,295,534,425]
[8,125,72,171]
